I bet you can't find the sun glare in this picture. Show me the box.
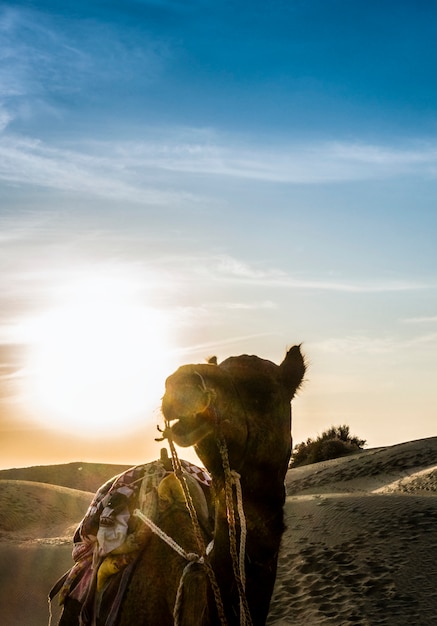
[23,273,175,436]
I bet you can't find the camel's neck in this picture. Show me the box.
[208,472,286,626]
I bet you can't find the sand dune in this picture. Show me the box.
[1,437,437,625]
[0,480,92,541]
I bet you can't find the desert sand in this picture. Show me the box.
[1,437,437,625]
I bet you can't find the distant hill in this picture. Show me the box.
[0,461,131,493]
[0,479,92,538]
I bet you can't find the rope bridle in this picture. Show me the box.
[142,371,253,626]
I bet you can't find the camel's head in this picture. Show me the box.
[161,345,306,482]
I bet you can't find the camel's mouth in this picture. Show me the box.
[161,368,217,447]
[167,412,214,448]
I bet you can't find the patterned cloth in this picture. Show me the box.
[50,456,211,626]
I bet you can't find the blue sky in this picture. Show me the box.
[1,0,437,468]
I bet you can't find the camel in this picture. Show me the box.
[55,345,305,626]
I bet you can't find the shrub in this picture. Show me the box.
[290,424,366,468]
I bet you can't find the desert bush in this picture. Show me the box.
[290,424,366,468]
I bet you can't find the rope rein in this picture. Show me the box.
[166,430,208,557]
[233,470,248,620]
[216,432,253,626]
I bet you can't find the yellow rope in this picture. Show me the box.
[133,508,202,563]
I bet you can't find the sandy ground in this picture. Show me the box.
[2,437,437,625]
[0,541,73,626]
[268,438,437,625]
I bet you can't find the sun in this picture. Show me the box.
[23,273,175,436]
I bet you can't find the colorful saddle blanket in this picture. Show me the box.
[50,456,211,626]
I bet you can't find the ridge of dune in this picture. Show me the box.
[0,461,131,493]
[286,436,437,495]
[373,464,437,494]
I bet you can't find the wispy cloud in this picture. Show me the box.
[220,301,276,310]
[0,5,170,124]
[315,335,398,355]
[0,135,187,204]
[2,130,437,204]
[166,300,277,330]
[402,315,437,324]
[173,332,277,358]
[106,131,437,184]
[207,255,430,293]
[315,331,437,355]
[139,253,432,294]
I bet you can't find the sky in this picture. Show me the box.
[1,0,437,470]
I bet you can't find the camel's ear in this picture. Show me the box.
[279,345,306,400]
